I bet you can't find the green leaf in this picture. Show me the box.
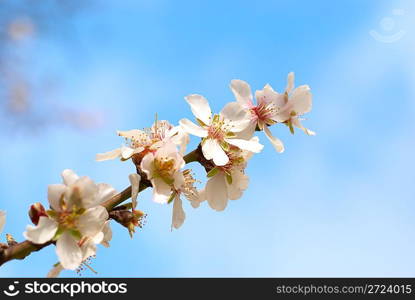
[226,173,233,185]
[207,167,219,178]
[167,192,177,204]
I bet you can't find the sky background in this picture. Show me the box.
[1,0,414,277]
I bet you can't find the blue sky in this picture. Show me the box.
[1,0,415,277]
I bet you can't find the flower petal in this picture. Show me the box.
[129,173,141,209]
[96,183,117,204]
[78,206,108,238]
[225,137,264,153]
[47,263,64,278]
[101,221,112,248]
[179,118,208,137]
[65,176,98,209]
[205,173,228,211]
[152,178,173,204]
[255,84,287,109]
[121,146,135,159]
[290,85,312,115]
[0,211,6,233]
[184,94,212,125]
[220,102,250,132]
[140,152,155,178]
[286,72,295,94]
[24,217,58,244]
[226,170,249,200]
[202,138,229,166]
[61,169,79,186]
[171,195,186,230]
[291,117,316,136]
[47,184,66,211]
[117,129,148,141]
[263,126,285,153]
[95,148,122,161]
[230,79,253,107]
[56,232,83,270]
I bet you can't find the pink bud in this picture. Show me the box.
[28,203,47,225]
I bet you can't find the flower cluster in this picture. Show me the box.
[0,72,314,277]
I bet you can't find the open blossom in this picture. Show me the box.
[273,72,315,136]
[0,210,5,234]
[179,95,263,166]
[24,169,115,270]
[230,79,285,153]
[198,146,253,211]
[139,142,200,229]
[96,120,189,162]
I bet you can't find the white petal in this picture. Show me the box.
[152,178,173,204]
[235,121,256,140]
[225,137,264,153]
[47,263,64,278]
[286,72,295,94]
[56,232,83,270]
[95,148,122,161]
[24,217,58,244]
[47,184,66,211]
[255,84,286,109]
[65,176,98,209]
[184,94,212,125]
[263,126,285,153]
[61,169,79,186]
[129,173,141,209]
[121,146,135,159]
[81,239,97,260]
[220,102,250,132]
[101,221,112,248]
[96,183,117,204]
[140,153,155,178]
[205,173,228,211]
[117,129,147,140]
[0,211,6,233]
[171,196,186,230]
[291,117,316,136]
[230,79,253,106]
[78,206,108,238]
[226,170,249,200]
[290,85,312,115]
[202,139,229,166]
[179,118,208,137]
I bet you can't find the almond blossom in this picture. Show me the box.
[179,95,263,166]
[273,72,315,136]
[24,169,115,270]
[139,142,200,229]
[199,145,253,211]
[96,120,189,162]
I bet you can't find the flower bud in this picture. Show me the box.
[28,202,47,225]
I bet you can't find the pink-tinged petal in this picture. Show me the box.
[184,94,212,125]
[263,126,285,153]
[225,137,264,153]
[220,102,250,132]
[235,122,256,140]
[179,118,208,137]
[24,216,58,244]
[61,169,79,186]
[152,178,173,204]
[47,184,66,211]
[66,176,98,209]
[202,139,229,166]
[255,84,287,109]
[129,173,141,209]
[56,232,83,270]
[0,211,6,233]
[95,148,122,161]
[290,85,312,115]
[205,173,228,211]
[171,195,186,230]
[173,171,185,191]
[230,79,253,107]
[140,152,155,178]
[286,72,295,94]
[291,118,316,136]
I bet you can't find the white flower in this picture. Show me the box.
[230,79,286,153]
[140,142,185,204]
[273,72,315,136]
[179,95,263,166]
[96,120,189,162]
[200,147,252,211]
[24,169,115,270]
[0,210,5,234]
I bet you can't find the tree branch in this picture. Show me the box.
[0,145,209,267]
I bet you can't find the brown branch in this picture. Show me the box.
[0,145,209,267]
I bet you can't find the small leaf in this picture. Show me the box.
[226,173,233,185]
[167,192,177,204]
[207,167,219,178]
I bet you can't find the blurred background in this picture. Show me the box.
[0,0,414,277]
